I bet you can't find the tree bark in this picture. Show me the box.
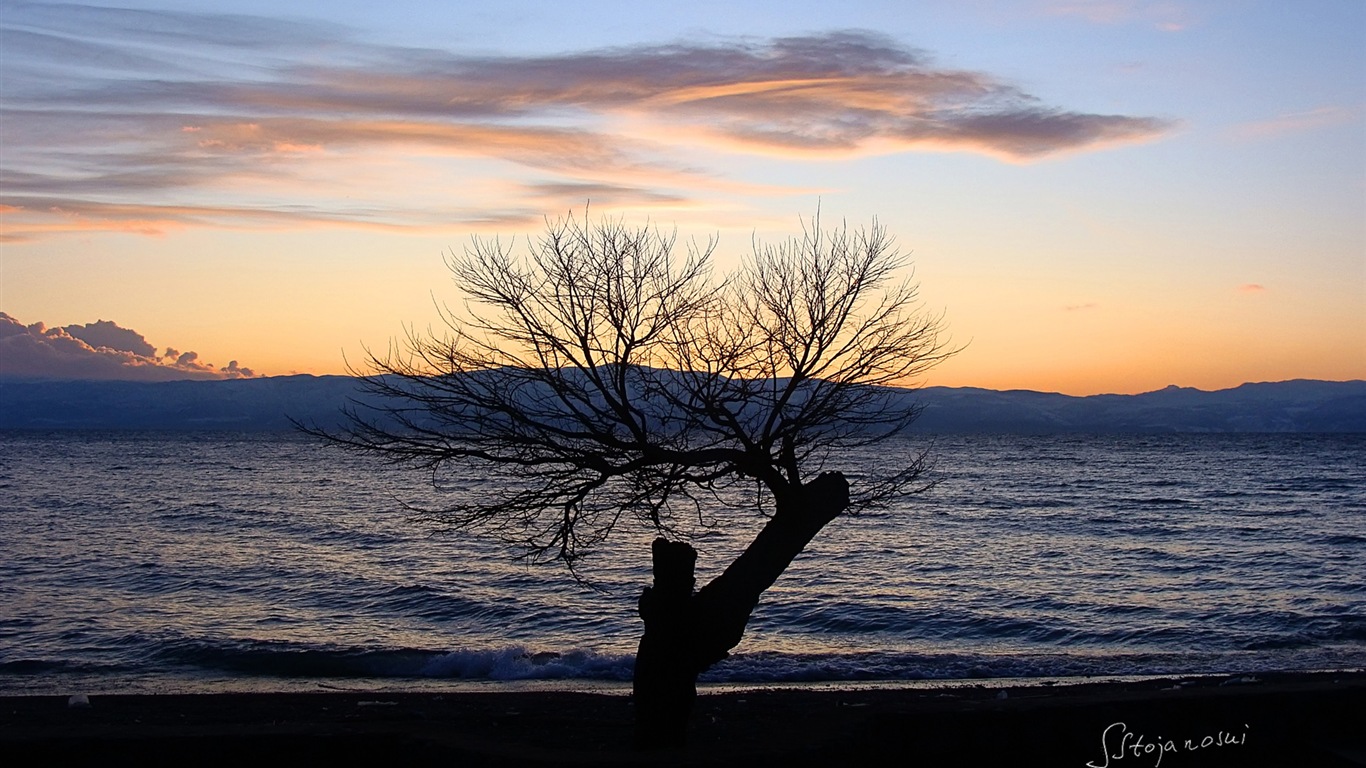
[633,538,698,748]
[632,471,850,748]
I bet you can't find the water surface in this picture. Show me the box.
[2,431,1361,693]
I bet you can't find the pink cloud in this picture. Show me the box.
[0,7,1176,241]
[0,312,256,381]
[61,319,157,357]
[1231,106,1359,141]
[1043,1,1192,31]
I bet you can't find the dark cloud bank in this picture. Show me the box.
[0,313,254,381]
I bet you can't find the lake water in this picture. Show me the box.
[1,431,1362,694]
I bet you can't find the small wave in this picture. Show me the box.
[1236,506,1312,518]
[0,659,62,673]
[700,648,1359,684]
[1316,614,1366,643]
[147,636,635,681]
[1111,524,1184,538]
[1267,479,1360,493]
[420,648,634,681]
[1096,603,1161,618]
[5,638,1364,691]
[143,632,1307,685]
[1130,496,1195,507]
[1242,637,1315,651]
[0,657,137,675]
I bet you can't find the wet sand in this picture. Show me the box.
[4,671,1363,766]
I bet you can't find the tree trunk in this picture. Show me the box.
[633,538,699,748]
[633,471,850,748]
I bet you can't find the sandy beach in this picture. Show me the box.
[3,671,1362,766]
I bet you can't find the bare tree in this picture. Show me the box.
[318,210,952,746]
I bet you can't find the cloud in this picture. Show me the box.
[1238,284,1266,294]
[0,6,1173,240]
[519,182,689,208]
[61,319,157,357]
[1042,1,1192,31]
[0,312,256,381]
[0,195,458,242]
[1230,106,1361,141]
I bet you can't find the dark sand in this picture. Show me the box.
[4,672,1363,766]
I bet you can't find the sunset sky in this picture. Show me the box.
[2,0,1362,394]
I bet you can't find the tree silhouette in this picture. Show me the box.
[319,210,952,746]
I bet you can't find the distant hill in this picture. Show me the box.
[0,375,366,431]
[911,380,1366,433]
[1,375,1363,433]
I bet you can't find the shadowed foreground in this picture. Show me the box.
[4,673,1363,766]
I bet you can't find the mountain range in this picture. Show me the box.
[0,376,1362,433]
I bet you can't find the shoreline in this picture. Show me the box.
[5,671,1363,765]
[8,667,1360,700]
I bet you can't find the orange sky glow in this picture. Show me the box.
[1,1,1362,396]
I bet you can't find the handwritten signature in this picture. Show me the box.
[1086,721,1250,768]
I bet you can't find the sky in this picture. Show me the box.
[1,0,1362,394]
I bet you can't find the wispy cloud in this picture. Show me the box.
[0,4,1173,240]
[0,195,550,243]
[1042,1,1192,31]
[1238,283,1267,294]
[1230,106,1361,141]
